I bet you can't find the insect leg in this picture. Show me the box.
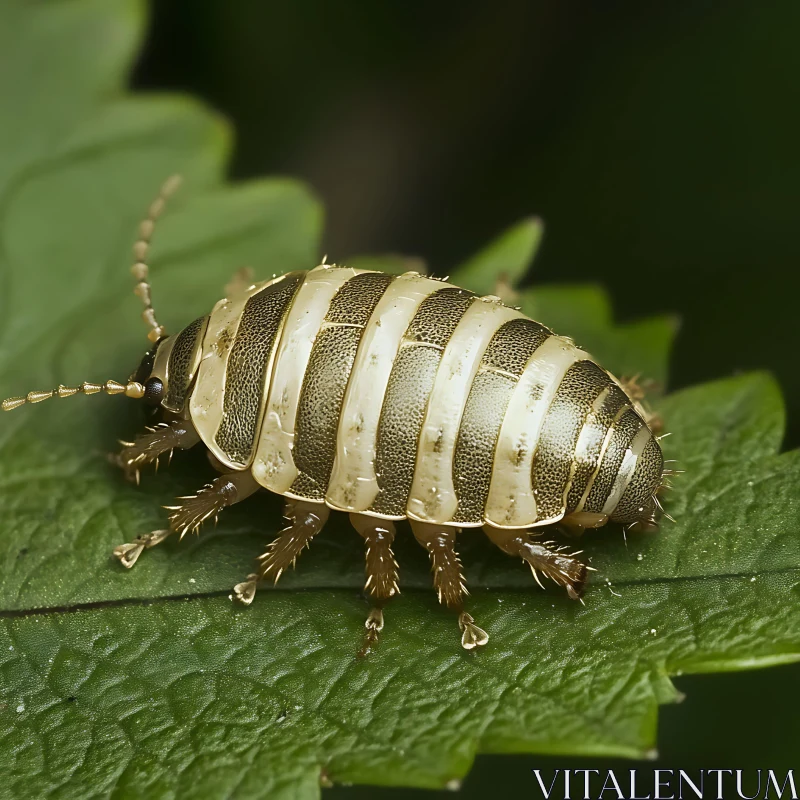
[483,525,589,601]
[112,419,201,484]
[232,501,329,605]
[113,470,260,568]
[409,521,488,651]
[165,471,260,537]
[350,514,399,657]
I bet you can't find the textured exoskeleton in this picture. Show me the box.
[2,178,670,652]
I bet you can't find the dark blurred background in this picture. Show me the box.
[134,1,800,795]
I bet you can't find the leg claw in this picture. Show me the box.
[233,574,259,605]
[459,612,489,650]
[113,541,145,569]
[113,529,171,569]
[358,607,385,658]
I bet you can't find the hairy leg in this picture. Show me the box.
[113,469,260,568]
[483,525,589,601]
[350,514,400,656]
[165,470,260,535]
[410,521,488,651]
[232,500,329,605]
[112,419,201,484]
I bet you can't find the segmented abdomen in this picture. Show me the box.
[185,266,661,529]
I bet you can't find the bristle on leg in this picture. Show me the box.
[112,420,200,483]
[351,514,399,656]
[258,502,330,582]
[231,501,330,608]
[115,471,259,568]
[165,471,260,538]
[165,480,237,537]
[483,526,588,601]
[410,520,488,651]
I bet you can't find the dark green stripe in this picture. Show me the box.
[452,318,551,524]
[531,360,612,521]
[405,287,474,346]
[214,273,303,466]
[565,383,629,512]
[326,272,393,325]
[370,287,475,517]
[370,346,442,516]
[163,316,208,413]
[452,372,517,524]
[290,272,393,500]
[480,318,551,374]
[583,409,644,514]
[291,326,363,499]
[610,435,663,523]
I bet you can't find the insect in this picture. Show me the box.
[2,177,670,652]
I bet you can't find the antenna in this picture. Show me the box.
[2,379,145,412]
[130,174,183,343]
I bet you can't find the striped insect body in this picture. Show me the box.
[2,178,670,652]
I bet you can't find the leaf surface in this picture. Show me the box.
[1,3,799,799]
[451,217,543,296]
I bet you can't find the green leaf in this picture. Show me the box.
[4,374,800,798]
[1,3,799,799]
[450,216,543,295]
[520,285,678,390]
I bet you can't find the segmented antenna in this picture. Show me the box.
[2,380,145,412]
[131,175,183,343]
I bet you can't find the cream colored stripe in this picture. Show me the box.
[601,425,652,515]
[326,273,443,512]
[190,278,286,467]
[576,403,630,512]
[406,298,524,524]
[252,265,358,493]
[484,335,588,529]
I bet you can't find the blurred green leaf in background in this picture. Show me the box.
[0,2,799,799]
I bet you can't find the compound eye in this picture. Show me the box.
[144,377,164,406]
